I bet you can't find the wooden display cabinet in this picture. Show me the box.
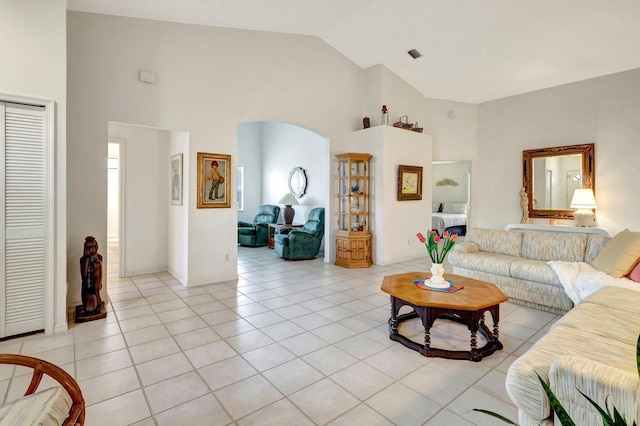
[335,153,373,268]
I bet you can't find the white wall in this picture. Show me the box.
[0,0,67,333]
[432,161,470,203]
[360,66,478,163]
[477,68,640,234]
[260,122,327,225]
[109,123,170,276]
[352,126,432,265]
[168,131,189,284]
[237,122,263,223]
[424,98,478,162]
[67,12,363,295]
[360,65,478,229]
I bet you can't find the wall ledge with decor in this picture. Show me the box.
[504,223,609,236]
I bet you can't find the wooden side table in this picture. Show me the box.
[267,223,303,249]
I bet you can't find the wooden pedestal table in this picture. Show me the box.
[381,272,508,362]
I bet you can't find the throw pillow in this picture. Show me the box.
[432,203,441,213]
[627,262,640,283]
[590,229,640,278]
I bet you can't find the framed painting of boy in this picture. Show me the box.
[197,152,231,208]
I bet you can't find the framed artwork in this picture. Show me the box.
[397,165,423,201]
[170,153,183,205]
[197,152,231,208]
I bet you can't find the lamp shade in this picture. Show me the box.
[570,188,597,209]
[278,192,299,206]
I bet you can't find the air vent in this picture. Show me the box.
[407,49,422,59]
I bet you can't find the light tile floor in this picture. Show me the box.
[0,247,561,425]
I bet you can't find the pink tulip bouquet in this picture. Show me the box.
[416,230,458,264]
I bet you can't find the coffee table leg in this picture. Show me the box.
[388,296,398,335]
[475,314,485,350]
[424,328,431,350]
[492,306,500,341]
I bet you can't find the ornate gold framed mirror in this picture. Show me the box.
[522,143,595,220]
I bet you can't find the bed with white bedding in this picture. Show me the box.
[432,202,468,236]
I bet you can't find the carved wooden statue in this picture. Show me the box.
[80,236,103,316]
[520,188,530,224]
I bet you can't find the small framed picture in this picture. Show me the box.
[170,153,183,205]
[197,152,231,208]
[397,165,423,201]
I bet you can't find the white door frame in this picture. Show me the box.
[108,137,126,277]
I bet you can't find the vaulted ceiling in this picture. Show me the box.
[67,0,640,103]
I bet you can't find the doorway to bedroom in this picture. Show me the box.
[432,160,471,237]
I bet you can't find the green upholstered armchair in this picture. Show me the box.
[274,207,324,259]
[238,204,280,247]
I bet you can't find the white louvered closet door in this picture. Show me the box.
[0,102,47,338]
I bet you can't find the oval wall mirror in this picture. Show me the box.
[522,143,595,220]
[288,167,307,198]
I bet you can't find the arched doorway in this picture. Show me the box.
[237,121,329,262]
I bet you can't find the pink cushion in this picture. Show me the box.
[627,261,640,282]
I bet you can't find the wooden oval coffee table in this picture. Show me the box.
[381,272,508,361]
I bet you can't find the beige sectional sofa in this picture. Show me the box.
[448,227,610,313]
[506,286,640,426]
[448,227,640,425]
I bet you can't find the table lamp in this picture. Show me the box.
[570,188,597,227]
[278,192,299,224]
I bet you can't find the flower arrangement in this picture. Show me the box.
[416,230,458,264]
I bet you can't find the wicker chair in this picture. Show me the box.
[0,354,85,425]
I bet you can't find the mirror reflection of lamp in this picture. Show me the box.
[570,188,597,227]
[278,192,300,224]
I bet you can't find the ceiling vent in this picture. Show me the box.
[407,49,422,59]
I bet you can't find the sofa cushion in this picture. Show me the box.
[0,387,72,426]
[466,228,523,257]
[591,229,640,278]
[521,232,586,262]
[578,285,640,312]
[584,234,611,263]
[627,262,640,283]
[446,251,516,276]
[509,260,560,286]
[552,291,640,345]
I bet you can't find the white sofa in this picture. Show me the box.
[506,285,640,426]
[447,227,610,313]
